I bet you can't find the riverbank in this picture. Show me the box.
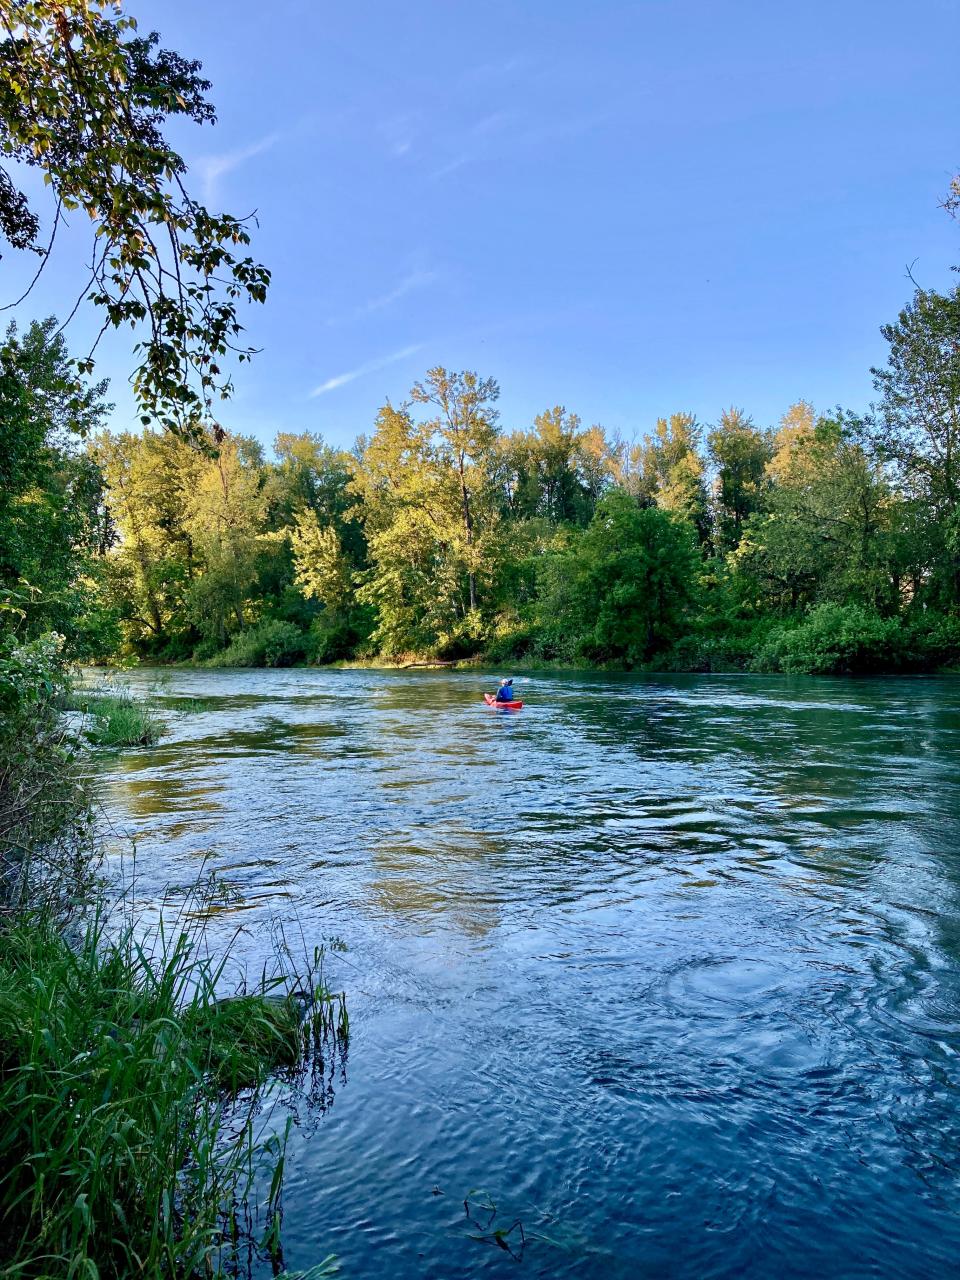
[107,600,960,679]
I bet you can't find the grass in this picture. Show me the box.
[4,659,347,1276]
[0,908,347,1278]
[66,686,164,748]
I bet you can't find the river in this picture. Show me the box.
[102,668,960,1279]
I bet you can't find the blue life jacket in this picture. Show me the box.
[495,684,514,702]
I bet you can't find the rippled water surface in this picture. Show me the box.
[103,669,960,1278]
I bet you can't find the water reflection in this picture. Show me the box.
[102,668,960,1278]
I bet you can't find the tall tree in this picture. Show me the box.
[626,412,710,544]
[707,407,772,550]
[95,428,203,647]
[504,407,615,525]
[0,320,113,652]
[733,414,894,612]
[540,490,699,664]
[410,368,501,613]
[872,286,960,603]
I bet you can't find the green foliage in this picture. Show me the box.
[910,611,960,668]
[540,491,700,665]
[349,367,508,654]
[205,618,307,668]
[0,911,333,1278]
[66,686,164,747]
[872,285,960,605]
[307,609,373,665]
[0,2,269,439]
[0,631,94,911]
[707,407,772,551]
[291,508,353,607]
[503,407,615,525]
[0,321,116,658]
[653,630,765,673]
[622,412,711,544]
[753,603,910,675]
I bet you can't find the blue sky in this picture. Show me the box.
[8,0,960,450]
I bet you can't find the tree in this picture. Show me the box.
[732,413,894,612]
[181,435,267,644]
[872,286,960,603]
[351,403,463,654]
[94,427,202,649]
[0,320,114,653]
[350,374,508,655]
[767,401,817,484]
[290,509,352,610]
[707,407,772,550]
[542,490,699,664]
[410,367,502,613]
[0,1,269,438]
[504,407,615,525]
[624,413,710,544]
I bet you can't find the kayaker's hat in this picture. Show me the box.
[500,678,511,685]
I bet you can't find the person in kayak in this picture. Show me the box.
[495,678,516,703]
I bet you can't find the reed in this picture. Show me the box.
[66,686,164,748]
[0,908,346,1278]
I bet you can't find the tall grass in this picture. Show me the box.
[2,644,346,1276]
[66,686,164,747]
[0,907,346,1278]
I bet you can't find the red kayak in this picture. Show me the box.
[483,693,523,709]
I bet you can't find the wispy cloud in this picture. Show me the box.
[430,153,471,182]
[359,270,437,316]
[195,133,279,205]
[465,55,528,82]
[309,343,423,398]
[326,270,437,326]
[430,105,612,183]
[379,112,422,160]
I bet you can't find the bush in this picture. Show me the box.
[753,603,909,674]
[0,633,95,912]
[653,632,757,672]
[907,611,960,669]
[206,620,307,668]
[307,612,370,665]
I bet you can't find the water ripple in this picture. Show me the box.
[103,668,960,1279]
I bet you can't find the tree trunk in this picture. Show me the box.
[459,461,476,612]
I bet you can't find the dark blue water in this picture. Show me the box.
[103,669,960,1278]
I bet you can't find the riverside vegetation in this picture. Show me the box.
[0,5,342,1277]
[23,239,960,678]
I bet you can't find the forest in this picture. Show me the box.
[6,270,960,678]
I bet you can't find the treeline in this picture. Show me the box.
[5,287,960,676]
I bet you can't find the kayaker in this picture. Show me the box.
[495,678,515,703]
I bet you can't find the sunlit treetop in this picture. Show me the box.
[0,0,270,441]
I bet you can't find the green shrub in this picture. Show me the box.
[0,633,96,912]
[652,633,754,672]
[307,613,368,665]
[907,611,960,669]
[206,620,307,668]
[753,603,909,674]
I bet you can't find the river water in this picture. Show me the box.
[102,669,960,1279]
